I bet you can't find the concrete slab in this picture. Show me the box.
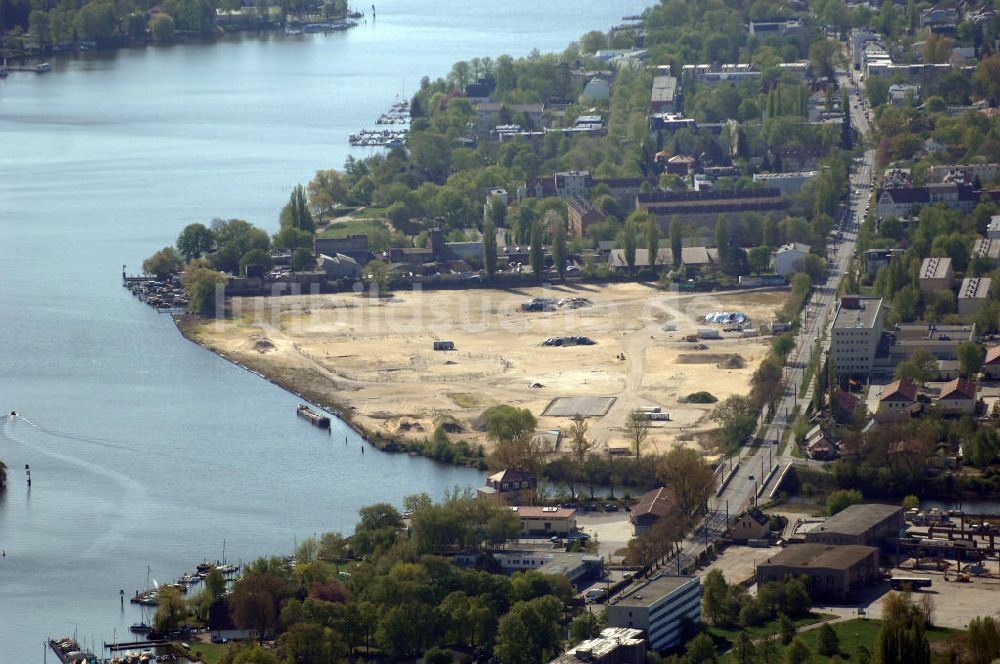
[544,396,617,417]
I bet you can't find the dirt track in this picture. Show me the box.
[186,283,787,454]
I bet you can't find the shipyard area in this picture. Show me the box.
[183,283,787,453]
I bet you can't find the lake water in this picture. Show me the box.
[0,1,647,658]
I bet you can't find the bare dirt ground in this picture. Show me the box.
[185,283,786,453]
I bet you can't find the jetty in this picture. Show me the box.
[104,638,169,651]
[349,99,410,147]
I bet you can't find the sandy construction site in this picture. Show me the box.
[184,283,787,454]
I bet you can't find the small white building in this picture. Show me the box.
[919,256,953,292]
[772,243,811,277]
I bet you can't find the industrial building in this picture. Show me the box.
[453,550,603,589]
[607,576,701,652]
[549,628,646,664]
[887,323,975,363]
[756,544,880,601]
[630,487,675,535]
[805,503,904,548]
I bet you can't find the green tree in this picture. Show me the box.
[484,405,537,446]
[483,216,498,279]
[569,611,603,644]
[710,394,757,450]
[272,226,313,252]
[817,623,839,657]
[779,613,796,644]
[291,247,315,272]
[670,215,683,267]
[153,586,187,632]
[701,569,730,625]
[618,219,637,273]
[734,631,756,664]
[901,495,919,510]
[958,342,985,378]
[784,637,812,664]
[29,10,51,50]
[553,222,568,280]
[142,246,184,280]
[363,259,393,292]
[176,223,216,261]
[645,218,660,269]
[307,168,350,219]
[827,488,862,515]
[660,446,714,521]
[748,245,771,274]
[149,13,175,42]
[894,349,937,386]
[182,266,226,314]
[529,220,545,277]
[495,596,563,664]
[219,643,280,664]
[565,414,595,499]
[240,248,274,277]
[281,184,316,232]
[685,633,718,664]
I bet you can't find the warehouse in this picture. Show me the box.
[805,504,904,548]
[756,543,880,601]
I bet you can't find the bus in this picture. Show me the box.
[889,576,932,591]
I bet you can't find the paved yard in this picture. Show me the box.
[576,512,634,562]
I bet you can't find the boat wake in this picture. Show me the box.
[2,412,167,457]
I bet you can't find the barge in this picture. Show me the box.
[297,404,331,428]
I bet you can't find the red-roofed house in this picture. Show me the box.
[983,347,1000,381]
[630,487,675,535]
[936,378,977,415]
[511,506,577,537]
[876,379,919,422]
[477,469,538,504]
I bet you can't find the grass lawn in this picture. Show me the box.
[354,206,389,219]
[719,618,958,662]
[178,641,229,664]
[318,218,388,239]
[712,612,833,652]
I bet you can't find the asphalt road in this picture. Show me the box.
[664,64,876,576]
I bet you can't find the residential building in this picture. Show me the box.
[831,297,886,376]
[973,238,1000,267]
[511,506,577,537]
[936,378,978,415]
[984,346,1000,380]
[549,628,646,664]
[607,576,701,651]
[876,184,978,219]
[477,468,537,504]
[805,425,839,460]
[804,503,905,547]
[630,487,675,535]
[888,83,921,106]
[464,78,496,104]
[318,253,361,279]
[664,155,696,176]
[751,171,817,196]
[567,196,607,238]
[680,63,760,85]
[959,278,992,319]
[772,243,811,278]
[888,323,976,363]
[731,507,770,541]
[476,102,544,132]
[920,7,958,31]
[756,544,880,601]
[918,257,954,291]
[454,550,603,589]
[929,163,1000,185]
[990,216,1000,240]
[608,247,718,271]
[650,75,679,113]
[748,18,808,48]
[876,379,919,423]
[314,234,371,265]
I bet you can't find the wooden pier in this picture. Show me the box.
[104,638,169,651]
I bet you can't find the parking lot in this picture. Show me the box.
[576,511,634,562]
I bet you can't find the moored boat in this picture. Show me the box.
[49,637,96,664]
[297,404,331,428]
[35,62,52,73]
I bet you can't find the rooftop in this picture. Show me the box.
[985,346,1000,365]
[550,628,645,664]
[817,503,902,537]
[833,297,883,330]
[760,543,878,571]
[609,575,697,609]
[511,506,577,519]
[920,256,953,281]
[939,377,977,401]
[973,238,1000,260]
[880,379,918,403]
[631,487,674,521]
[893,323,975,343]
[959,277,992,300]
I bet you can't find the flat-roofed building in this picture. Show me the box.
[973,238,1000,267]
[511,506,577,537]
[549,628,646,664]
[919,256,954,291]
[959,278,992,319]
[831,297,885,376]
[637,188,786,234]
[453,550,603,589]
[752,171,817,196]
[756,544,880,601]
[805,503,904,548]
[607,576,701,651]
[889,323,976,363]
[650,75,679,113]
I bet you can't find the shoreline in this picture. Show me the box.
[173,313,488,469]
